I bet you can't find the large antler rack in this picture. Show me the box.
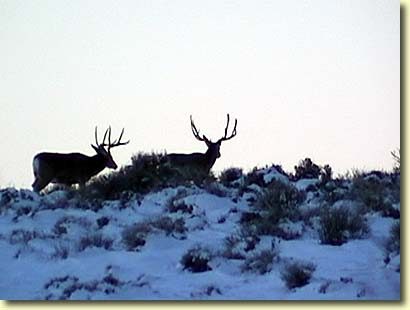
[95,126,130,150]
[190,115,210,143]
[218,114,237,143]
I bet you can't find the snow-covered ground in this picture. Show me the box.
[0,167,400,300]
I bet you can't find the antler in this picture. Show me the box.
[96,126,130,149]
[218,114,237,142]
[95,127,99,145]
[107,127,130,150]
[190,115,210,143]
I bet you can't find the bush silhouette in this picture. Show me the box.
[80,152,213,200]
[294,158,321,180]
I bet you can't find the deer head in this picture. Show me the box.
[91,126,130,169]
[190,113,237,161]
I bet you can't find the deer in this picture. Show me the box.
[32,127,129,193]
[166,114,237,173]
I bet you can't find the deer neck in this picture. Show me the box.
[204,148,218,171]
[89,154,107,175]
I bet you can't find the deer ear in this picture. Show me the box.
[91,144,99,153]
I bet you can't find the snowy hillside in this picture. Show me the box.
[0,160,400,300]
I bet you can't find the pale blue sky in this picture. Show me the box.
[0,0,400,188]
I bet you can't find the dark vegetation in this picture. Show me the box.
[43,269,149,300]
[77,233,114,252]
[281,261,316,289]
[349,172,400,218]
[78,152,214,201]
[0,154,400,252]
[385,221,400,256]
[122,216,187,251]
[219,167,243,187]
[122,222,152,251]
[249,180,305,236]
[222,227,261,260]
[181,245,213,273]
[0,152,401,298]
[319,203,369,245]
[294,158,321,180]
[241,249,279,274]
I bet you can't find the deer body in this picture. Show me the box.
[32,127,129,193]
[167,150,218,173]
[166,114,237,173]
[33,153,108,189]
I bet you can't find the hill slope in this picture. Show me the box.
[0,164,400,300]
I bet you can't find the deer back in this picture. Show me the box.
[33,152,106,185]
[166,152,216,172]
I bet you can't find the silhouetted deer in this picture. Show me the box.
[32,127,129,193]
[166,114,237,173]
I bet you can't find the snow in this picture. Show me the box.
[295,178,319,191]
[261,167,290,185]
[0,170,400,300]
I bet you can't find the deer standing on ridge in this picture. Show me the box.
[32,127,129,193]
[166,114,237,173]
